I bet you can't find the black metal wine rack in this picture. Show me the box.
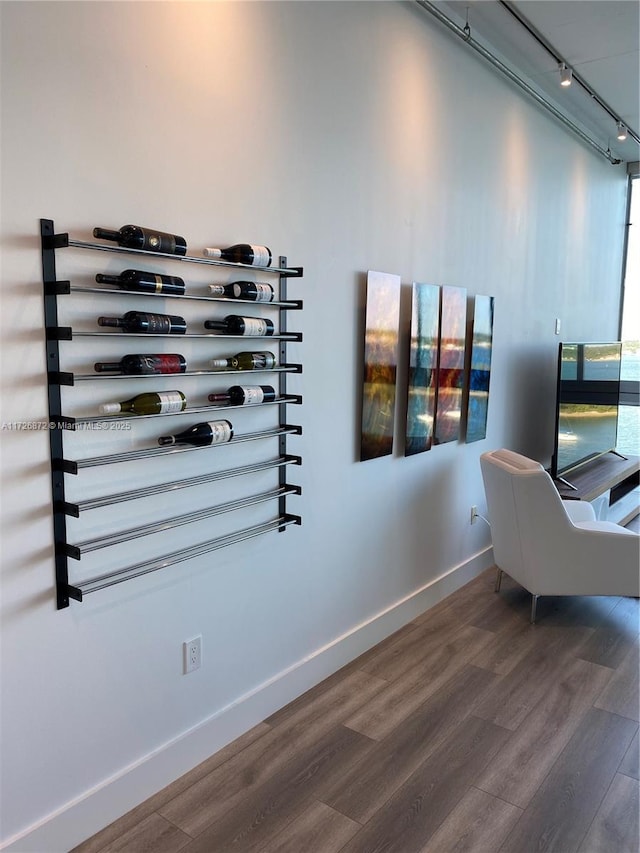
[40,219,303,608]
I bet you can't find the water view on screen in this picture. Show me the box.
[466,295,494,443]
[405,283,440,455]
[360,271,401,461]
[434,285,467,445]
[555,342,622,476]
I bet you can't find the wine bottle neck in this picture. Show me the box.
[94,362,121,372]
[97,317,122,327]
[203,248,222,259]
[95,274,120,284]
[204,320,228,330]
[93,228,120,241]
[99,402,123,414]
[158,436,176,446]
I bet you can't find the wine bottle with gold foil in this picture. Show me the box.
[95,269,185,295]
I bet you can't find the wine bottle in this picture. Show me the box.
[93,225,187,255]
[95,269,185,295]
[208,281,274,302]
[210,351,277,371]
[97,311,187,334]
[158,419,233,447]
[99,390,187,415]
[203,244,271,267]
[208,385,276,406]
[94,354,187,375]
[204,315,274,336]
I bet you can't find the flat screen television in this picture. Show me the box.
[551,341,622,481]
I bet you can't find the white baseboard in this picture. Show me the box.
[2,546,492,853]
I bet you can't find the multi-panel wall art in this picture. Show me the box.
[360,271,401,461]
[433,285,467,445]
[359,272,494,461]
[466,295,495,443]
[405,283,440,456]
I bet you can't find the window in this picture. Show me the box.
[618,173,639,456]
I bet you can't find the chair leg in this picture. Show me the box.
[530,594,540,624]
[494,568,503,593]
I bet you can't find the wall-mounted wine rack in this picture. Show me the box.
[40,219,303,608]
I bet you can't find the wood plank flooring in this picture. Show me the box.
[72,568,640,853]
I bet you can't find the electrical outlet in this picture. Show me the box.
[470,505,478,525]
[183,636,202,674]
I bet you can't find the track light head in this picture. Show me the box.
[559,62,572,87]
[616,122,628,141]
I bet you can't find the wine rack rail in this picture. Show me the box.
[66,485,301,559]
[41,219,303,608]
[75,516,301,599]
[62,456,301,515]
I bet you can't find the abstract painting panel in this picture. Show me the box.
[405,282,440,455]
[360,270,401,461]
[466,295,495,443]
[434,285,467,445]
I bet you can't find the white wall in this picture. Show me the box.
[0,2,628,849]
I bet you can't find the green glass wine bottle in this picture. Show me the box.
[99,390,186,416]
[210,351,277,370]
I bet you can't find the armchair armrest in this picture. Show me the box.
[563,500,596,524]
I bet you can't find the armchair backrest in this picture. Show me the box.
[480,448,575,590]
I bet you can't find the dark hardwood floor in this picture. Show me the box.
[72,566,640,853]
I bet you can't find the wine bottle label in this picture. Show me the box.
[251,246,271,266]
[241,318,269,336]
[157,392,185,413]
[137,355,184,374]
[142,314,171,333]
[209,285,227,296]
[263,353,277,368]
[238,386,265,405]
[207,421,233,443]
[233,283,273,302]
[250,353,276,369]
[142,232,176,253]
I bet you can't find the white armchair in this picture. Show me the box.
[480,448,640,622]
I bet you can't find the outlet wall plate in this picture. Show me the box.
[183,635,202,674]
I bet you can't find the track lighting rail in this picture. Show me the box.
[498,1,639,147]
[414,0,632,163]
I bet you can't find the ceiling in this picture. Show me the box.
[436,1,639,165]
